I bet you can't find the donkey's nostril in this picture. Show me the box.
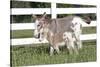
[37,33,40,38]
[37,25,40,27]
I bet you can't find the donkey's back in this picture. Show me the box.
[55,16,74,33]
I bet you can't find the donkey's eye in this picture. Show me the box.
[37,25,40,27]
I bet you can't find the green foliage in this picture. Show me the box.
[30,2,50,8]
[11,15,32,23]
[11,1,50,8]
[57,3,96,8]
[11,1,31,8]
[11,30,34,39]
[57,13,96,20]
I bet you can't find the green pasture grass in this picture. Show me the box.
[82,27,96,34]
[11,30,34,39]
[11,40,96,66]
[11,27,96,39]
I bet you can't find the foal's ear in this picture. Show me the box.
[42,12,47,18]
[32,14,37,19]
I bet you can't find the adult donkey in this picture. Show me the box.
[32,12,91,56]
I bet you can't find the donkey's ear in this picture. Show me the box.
[42,12,47,18]
[32,14,37,19]
[31,14,37,22]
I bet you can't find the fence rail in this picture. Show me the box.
[11,34,96,45]
[11,8,96,15]
[11,21,96,30]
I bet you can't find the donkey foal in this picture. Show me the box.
[63,32,78,54]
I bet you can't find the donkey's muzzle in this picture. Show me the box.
[34,33,40,39]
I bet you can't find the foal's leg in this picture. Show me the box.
[54,45,60,54]
[69,40,78,54]
[74,32,82,50]
[75,35,82,50]
[71,40,78,55]
[50,45,60,56]
[68,35,78,55]
[50,46,54,56]
[67,41,73,54]
[76,39,82,50]
[64,33,73,54]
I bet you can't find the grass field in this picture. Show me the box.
[11,40,96,66]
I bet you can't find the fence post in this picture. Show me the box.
[51,2,56,19]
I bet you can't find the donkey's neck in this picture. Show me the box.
[47,19,57,34]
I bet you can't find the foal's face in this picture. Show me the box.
[33,12,48,41]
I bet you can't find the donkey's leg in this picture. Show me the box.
[71,41,78,55]
[49,36,55,56]
[75,34,82,50]
[76,39,82,50]
[66,40,73,54]
[50,46,54,56]
[54,45,60,54]
[68,40,78,55]
[74,32,82,50]
[55,46,60,54]
[68,35,78,55]
[64,33,73,54]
